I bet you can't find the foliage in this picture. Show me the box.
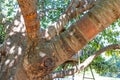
[0,0,18,20]
[0,0,18,44]
[38,0,71,29]
[0,25,5,44]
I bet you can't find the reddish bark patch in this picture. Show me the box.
[78,15,99,40]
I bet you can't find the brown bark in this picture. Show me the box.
[17,0,40,47]
[42,0,96,40]
[46,44,120,79]
[0,44,6,56]
[0,10,27,80]
[50,0,120,67]
[0,0,120,80]
[21,0,120,79]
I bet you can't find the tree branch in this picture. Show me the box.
[42,0,96,40]
[43,0,120,78]
[46,0,120,73]
[46,44,120,79]
[0,9,27,80]
[17,0,40,45]
[0,44,6,57]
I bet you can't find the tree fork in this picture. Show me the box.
[22,0,120,78]
[16,0,120,79]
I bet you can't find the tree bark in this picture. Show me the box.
[0,0,120,80]
[49,0,120,68]
[0,10,27,80]
[43,0,96,40]
[46,44,120,79]
[17,0,40,47]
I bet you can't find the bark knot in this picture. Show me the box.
[43,57,55,69]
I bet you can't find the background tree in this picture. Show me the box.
[0,0,120,80]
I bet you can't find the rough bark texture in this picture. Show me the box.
[17,0,40,46]
[0,11,27,80]
[0,0,120,80]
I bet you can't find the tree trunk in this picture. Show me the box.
[0,0,120,80]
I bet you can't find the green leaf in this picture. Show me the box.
[105,51,112,57]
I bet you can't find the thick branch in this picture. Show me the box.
[0,10,27,80]
[17,0,40,44]
[43,0,96,40]
[45,0,120,78]
[47,44,120,79]
[51,0,120,65]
